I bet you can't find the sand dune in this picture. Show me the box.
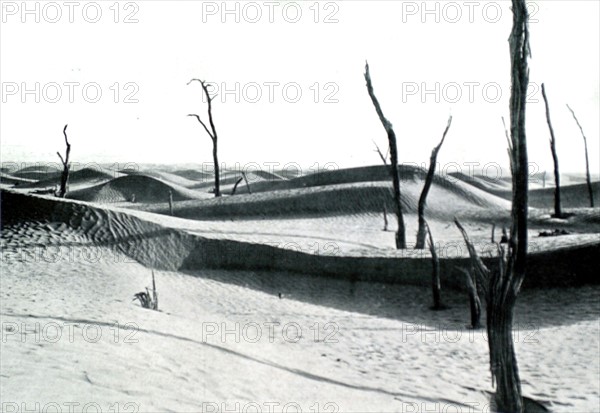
[15,167,119,190]
[120,169,205,189]
[1,188,599,412]
[526,182,600,209]
[3,189,598,289]
[170,168,214,181]
[0,172,38,186]
[139,170,512,220]
[67,175,209,204]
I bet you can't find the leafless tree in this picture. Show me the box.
[56,124,71,198]
[460,268,481,329]
[567,104,594,207]
[188,79,221,197]
[364,62,406,249]
[455,1,531,410]
[231,172,252,195]
[415,116,452,249]
[383,203,389,231]
[541,83,562,217]
[425,221,442,310]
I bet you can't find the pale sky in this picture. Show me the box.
[1,0,598,177]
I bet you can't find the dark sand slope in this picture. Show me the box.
[2,190,598,289]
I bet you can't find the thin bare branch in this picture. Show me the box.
[187,114,214,140]
[372,140,388,165]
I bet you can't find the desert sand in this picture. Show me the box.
[1,164,599,412]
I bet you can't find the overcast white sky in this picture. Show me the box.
[1,0,598,176]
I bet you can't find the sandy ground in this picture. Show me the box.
[1,218,599,412]
[1,167,599,412]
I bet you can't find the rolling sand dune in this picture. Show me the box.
[520,182,600,209]
[0,172,38,186]
[120,169,206,189]
[171,168,214,181]
[1,189,598,412]
[3,190,598,289]
[67,175,210,204]
[14,167,120,190]
[138,170,512,221]
[11,168,62,181]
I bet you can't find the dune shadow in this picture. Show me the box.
[184,268,600,329]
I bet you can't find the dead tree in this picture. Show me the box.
[168,190,174,216]
[567,104,594,207]
[425,221,442,310]
[231,172,252,195]
[542,170,546,188]
[415,116,452,249]
[231,177,244,195]
[364,62,406,249]
[56,124,71,198]
[242,171,251,194]
[491,223,496,243]
[454,2,531,410]
[460,268,481,329]
[383,203,389,231]
[541,83,562,217]
[188,79,221,197]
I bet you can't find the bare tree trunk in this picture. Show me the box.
[542,170,546,188]
[415,116,452,249]
[168,190,174,216]
[491,223,496,243]
[455,2,530,411]
[383,203,389,231]
[567,104,594,207]
[188,79,221,197]
[541,83,562,217]
[231,177,244,195]
[425,221,442,310]
[56,124,71,198]
[364,62,406,249]
[461,268,481,329]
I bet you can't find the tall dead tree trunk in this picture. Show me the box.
[455,2,530,411]
[425,221,442,310]
[567,104,594,207]
[541,83,562,217]
[415,116,452,249]
[364,62,406,249]
[188,79,221,197]
[56,124,71,198]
